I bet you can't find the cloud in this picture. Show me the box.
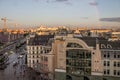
[100,17,120,22]
[55,0,68,2]
[54,0,72,6]
[89,1,98,6]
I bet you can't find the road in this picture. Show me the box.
[0,51,29,80]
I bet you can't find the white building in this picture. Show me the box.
[26,34,54,80]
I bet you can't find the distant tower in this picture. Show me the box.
[1,17,7,30]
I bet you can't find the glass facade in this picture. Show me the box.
[66,49,91,76]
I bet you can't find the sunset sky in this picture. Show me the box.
[0,0,120,28]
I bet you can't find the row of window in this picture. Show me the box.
[104,69,120,76]
[114,54,120,58]
[28,46,43,50]
[103,61,120,67]
[104,69,110,75]
[114,70,120,76]
[103,52,120,58]
[28,49,50,54]
[28,51,43,54]
[66,59,91,67]
[41,56,48,62]
[66,50,91,59]
[29,59,39,64]
[104,61,110,66]
[103,53,110,58]
[114,62,120,67]
[28,55,39,58]
[104,54,120,58]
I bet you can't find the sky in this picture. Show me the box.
[0,0,120,28]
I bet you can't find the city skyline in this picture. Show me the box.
[0,0,120,28]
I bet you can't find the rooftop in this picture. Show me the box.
[75,37,120,50]
[28,34,54,46]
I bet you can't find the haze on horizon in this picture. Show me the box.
[0,0,120,29]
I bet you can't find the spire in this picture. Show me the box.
[96,38,99,44]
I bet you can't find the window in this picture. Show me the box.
[117,72,120,75]
[117,62,120,67]
[37,60,39,63]
[114,61,116,67]
[104,54,106,58]
[32,47,34,50]
[104,61,106,66]
[114,54,116,58]
[33,51,34,54]
[107,70,110,74]
[33,60,34,64]
[37,46,39,50]
[118,55,120,58]
[114,70,116,75]
[41,51,43,54]
[40,47,42,50]
[107,53,110,58]
[104,70,106,74]
[107,61,110,66]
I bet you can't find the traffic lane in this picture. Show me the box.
[4,52,19,80]
[2,51,26,80]
[0,49,29,80]
[0,52,18,80]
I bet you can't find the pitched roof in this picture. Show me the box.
[75,37,120,50]
[28,35,54,46]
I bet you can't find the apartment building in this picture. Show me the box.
[26,34,54,80]
[27,33,120,80]
[53,35,120,80]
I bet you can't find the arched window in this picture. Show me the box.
[67,43,83,48]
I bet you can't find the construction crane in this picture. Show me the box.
[1,17,7,30]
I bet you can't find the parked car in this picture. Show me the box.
[13,61,18,67]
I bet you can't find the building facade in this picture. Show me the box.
[26,34,54,80]
[53,35,120,80]
[27,34,120,80]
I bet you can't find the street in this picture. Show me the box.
[0,51,29,80]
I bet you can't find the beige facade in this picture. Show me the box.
[27,34,120,80]
[40,51,54,80]
[27,44,54,79]
[92,43,103,75]
[53,35,94,72]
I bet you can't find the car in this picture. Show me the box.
[18,55,23,59]
[19,55,23,58]
[13,61,18,67]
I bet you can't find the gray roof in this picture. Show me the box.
[28,35,54,46]
[75,37,120,50]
